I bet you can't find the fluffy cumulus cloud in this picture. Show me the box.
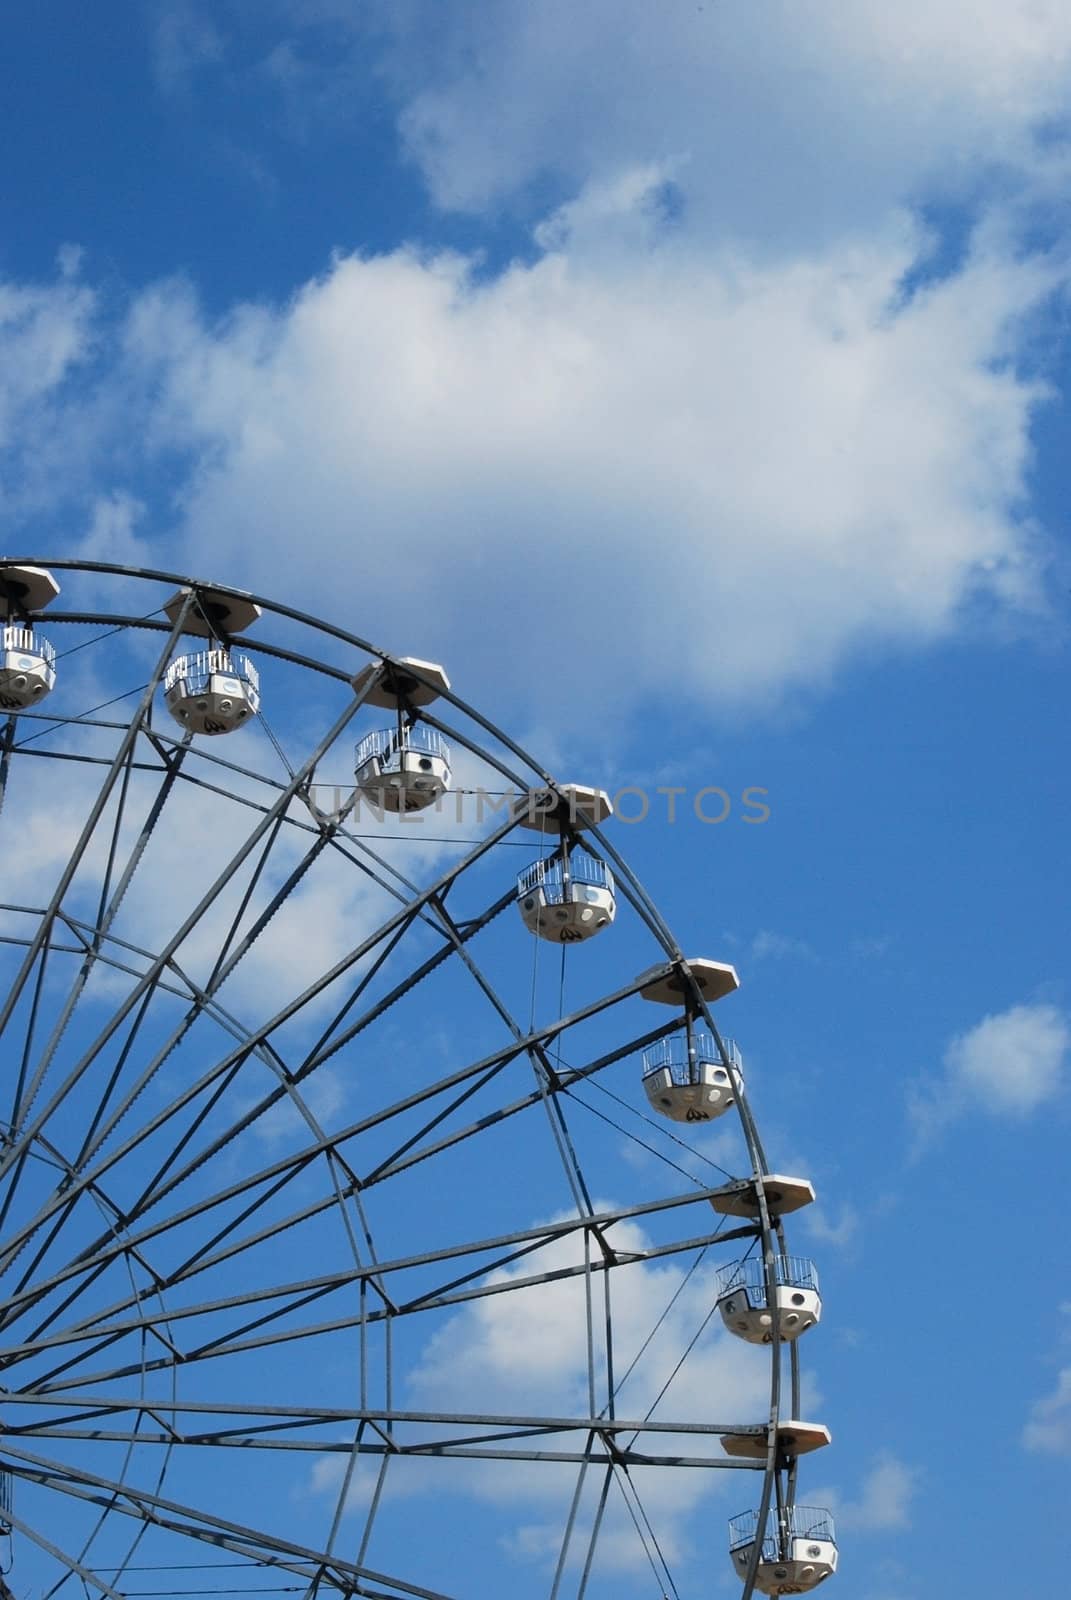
[909,1000,1070,1146]
[377,0,1071,232]
[945,1002,1070,1111]
[804,1203,860,1254]
[0,270,98,516]
[5,0,1071,731]
[811,1451,919,1532]
[1023,1367,1071,1454]
[105,204,1058,723]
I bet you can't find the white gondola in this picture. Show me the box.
[0,564,60,710]
[354,725,451,814]
[716,1255,821,1344]
[164,649,261,736]
[729,1506,838,1594]
[517,851,615,942]
[0,625,56,710]
[641,1031,742,1123]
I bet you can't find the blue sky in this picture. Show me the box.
[2,4,1071,1599]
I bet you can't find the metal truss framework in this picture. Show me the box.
[0,559,804,1600]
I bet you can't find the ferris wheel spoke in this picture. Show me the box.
[0,1007,724,1344]
[0,811,525,1286]
[104,1003,659,1291]
[5,912,55,1161]
[0,1111,177,1352]
[205,812,322,986]
[322,988,662,1203]
[0,603,196,1120]
[614,1465,681,1600]
[5,1393,767,1439]
[6,910,605,1308]
[5,907,205,1008]
[387,889,617,1237]
[573,1460,614,1600]
[40,824,324,1192]
[0,1501,126,1600]
[0,956,57,1254]
[9,1184,743,1371]
[0,973,211,1295]
[0,1144,333,1337]
[145,719,481,940]
[18,1220,745,1386]
[8,1431,760,1470]
[2,1442,461,1600]
[4,1408,762,1466]
[8,1169,672,1403]
[0,711,17,823]
[31,731,194,1162]
[358,1022,667,1192]
[294,884,517,1096]
[351,1441,392,1589]
[0,1033,314,1338]
[0,683,369,1210]
[16,1218,734,1396]
[549,1450,595,1600]
[6,1187,122,1337]
[0,563,808,1599]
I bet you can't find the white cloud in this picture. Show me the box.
[0,273,96,514]
[382,0,1071,231]
[78,491,149,570]
[56,243,84,280]
[152,3,225,96]
[0,281,95,432]
[105,203,1061,726]
[847,1454,918,1531]
[805,1203,860,1253]
[4,6,1069,742]
[1023,1368,1071,1454]
[750,931,818,963]
[811,1452,919,1533]
[946,1002,1069,1111]
[909,1000,1069,1147]
[403,1213,771,1571]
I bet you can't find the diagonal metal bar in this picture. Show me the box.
[2,1439,461,1600]
[0,711,17,823]
[15,968,649,1322]
[1,1501,126,1600]
[34,1183,743,1353]
[0,1014,728,1339]
[0,678,376,1272]
[3,1207,737,1364]
[2,805,516,1260]
[0,592,195,1131]
[0,561,801,1600]
[16,1227,734,1393]
[56,738,193,1158]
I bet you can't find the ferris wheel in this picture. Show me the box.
[0,559,837,1600]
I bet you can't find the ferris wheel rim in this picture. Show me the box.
[0,558,819,1600]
